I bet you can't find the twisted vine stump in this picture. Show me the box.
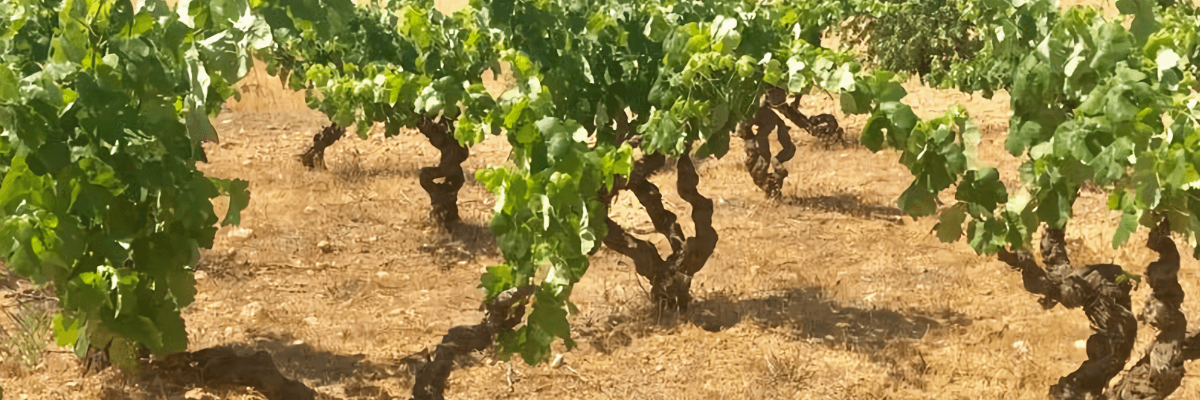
[297,124,346,170]
[736,87,847,198]
[736,88,794,198]
[408,286,535,400]
[1111,220,1187,399]
[997,226,1136,399]
[775,95,847,149]
[601,147,717,311]
[416,118,468,224]
[298,119,468,225]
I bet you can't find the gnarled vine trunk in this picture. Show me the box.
[416,118,468,224]
[601,142,717,310]
[408,286,535,400]
[298,124,346,170]
[775,96,846,148]
[997,226,1136,399]
[736,89,794,198]
[996,222,1200,399]
[736,88,846,198]
[1110,220,1187,399]
[298,119,468,225]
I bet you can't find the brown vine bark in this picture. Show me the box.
[997,226,1138,399]
[601,144,717,310]
[600,153,670,280]
[409,286,536,400]
[736,89,792,198]
[775,95,847,148]
[416,118,469,224]
[736,88,847,198]
[299,120,467,225]
[298,124,346,170]
[1110,220,1187,399]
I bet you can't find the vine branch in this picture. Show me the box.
[1111,220,1187,399]
[409,285,537,400]
[997,226,1137,399]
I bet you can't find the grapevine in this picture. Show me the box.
[19,0,1198,399]
[251,1,913,397]
[0,0,261,369]
[261,0,501,224]
[867,0,1200,397]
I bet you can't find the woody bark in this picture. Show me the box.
[997,226,1137,399]
[600,116,717,310]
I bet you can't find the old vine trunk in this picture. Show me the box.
[997,226,1137,399]
[416,118,468,225]
[992,222,1200,399]
[736,88,846,198]
[1110,220,1189,399]
[601,142,717,310]
[299,120,469,225]
[408,286,535,400]
[736,89,793,198]
[298,124,346,170]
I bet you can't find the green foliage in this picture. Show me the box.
[935,0,1060,97]
[873,1,1200,258]
[0,0,256,368]
[260,0,502,141]
[471,0,908,364]
[261,0,898,365]
[273,0,936,365]
[861,102,981,219]
[2,0,908,371]
[844,0,983,83]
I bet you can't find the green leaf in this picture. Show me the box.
[1114,270,1141,285]
[898,183,937,218]
[840,92,862,115]
[1155,48,1181,73]
[480,265,516,299]
[956,169,1008,212]
[937,203,969,243]
[1091,22,1134,70]
[529,295,570,342]
[644,14,673,42]
[883,102,918,133]
[1106,191,1125,211]
[1113,211,1139,248]
[52,313,82,349]
[1104,89,1139,123]
[1036,185,1073,229]
[185,103,219,148]
[860,115,886,152]
[1133,157,1161,209]
[0,64,17,102]
[210,178,250,226]
[878,82,907,103]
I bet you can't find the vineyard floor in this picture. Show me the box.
[6,74,1200,400]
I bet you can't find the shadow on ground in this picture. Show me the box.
[781,192,905,220]
[444,221,499,258]
[330,161,421,184]
[133,338,408,400]
[578,286,969,357]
